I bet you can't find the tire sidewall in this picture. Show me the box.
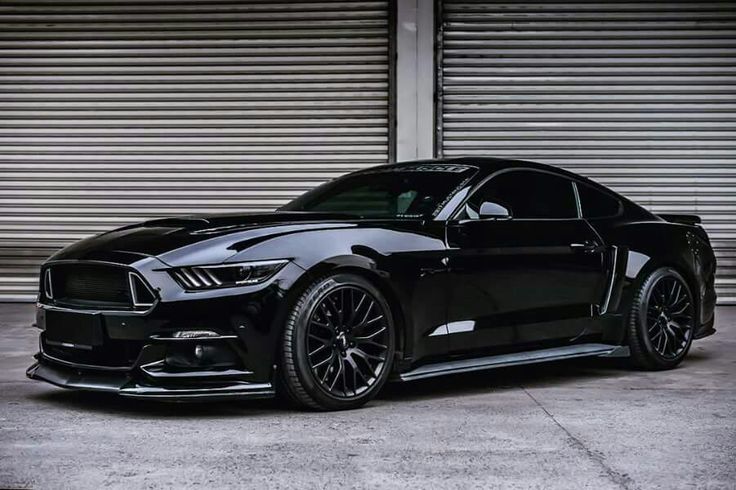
[635,267,695,368]
[289,272,395,410]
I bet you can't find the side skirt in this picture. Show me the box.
[396,343,630,382]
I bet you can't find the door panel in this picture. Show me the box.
[445,218,607,355]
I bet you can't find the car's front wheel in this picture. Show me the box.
[628,267,695,370]
[277,272,395,410]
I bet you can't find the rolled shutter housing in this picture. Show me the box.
[0,0,391,301]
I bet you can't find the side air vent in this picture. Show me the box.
[128,272,156,307]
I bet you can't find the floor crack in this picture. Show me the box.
[522,386,636,490]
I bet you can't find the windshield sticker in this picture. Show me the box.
[365,164,476,174]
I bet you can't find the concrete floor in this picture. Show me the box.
[0,304,734,490]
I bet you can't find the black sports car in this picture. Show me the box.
[27,158,717,410]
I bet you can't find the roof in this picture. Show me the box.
[388,156,572,177]
[383,157,622,196]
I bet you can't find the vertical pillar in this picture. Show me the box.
[395,0,435,161]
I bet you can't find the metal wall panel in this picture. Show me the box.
[439,0,736,304]
[0,0,391,301]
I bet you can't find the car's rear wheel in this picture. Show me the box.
[277,272,395,410]
[628,267,695,370]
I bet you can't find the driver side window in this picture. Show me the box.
[460,170,578,220]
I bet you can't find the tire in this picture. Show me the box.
[277,272,395,411]
[627,267,696,370]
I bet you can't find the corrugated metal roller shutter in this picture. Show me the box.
[0,0,391,301]
[439,0,736,304]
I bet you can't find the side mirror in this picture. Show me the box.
[479,201,511,220]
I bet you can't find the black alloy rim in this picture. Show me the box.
[306,285,390,398]
[645,276,694,359]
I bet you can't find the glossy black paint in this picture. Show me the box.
[445,218,607,355]
[27,157,717,399]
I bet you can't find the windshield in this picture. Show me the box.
[280,164,476,218]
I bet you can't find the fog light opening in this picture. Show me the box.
[163,341,243,371]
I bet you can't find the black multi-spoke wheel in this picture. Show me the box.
[628,267,695,370]
[306,286,390,397]
[645,275,694,359]
[278,273,395,410]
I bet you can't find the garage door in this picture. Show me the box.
[439,0,736,304]
[0,0,391,301]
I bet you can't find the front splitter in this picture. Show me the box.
[27,361,275,401]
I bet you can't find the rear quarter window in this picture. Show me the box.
[576,182,623,218]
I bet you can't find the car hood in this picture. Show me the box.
[48,212,360,266]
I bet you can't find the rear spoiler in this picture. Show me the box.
[658,214,711,245]
[658,214,702,225]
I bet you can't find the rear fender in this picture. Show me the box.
[600,222,704,343]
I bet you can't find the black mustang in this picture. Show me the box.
[27,158,717,410]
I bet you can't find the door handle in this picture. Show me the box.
[569,241,603,254]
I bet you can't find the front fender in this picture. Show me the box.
[223,224,450,365]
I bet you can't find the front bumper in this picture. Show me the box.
[27,261,306,400]
[28,323,279,401]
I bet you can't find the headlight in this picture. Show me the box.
[169,259,289,290]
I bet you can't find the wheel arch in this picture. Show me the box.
[277,256,410,368]
[604,221,702,344]
[619,254,700,345]
[638,259,700,316]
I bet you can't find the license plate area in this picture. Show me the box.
[44,310,104,348]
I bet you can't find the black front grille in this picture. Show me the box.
[49,263,132,309]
